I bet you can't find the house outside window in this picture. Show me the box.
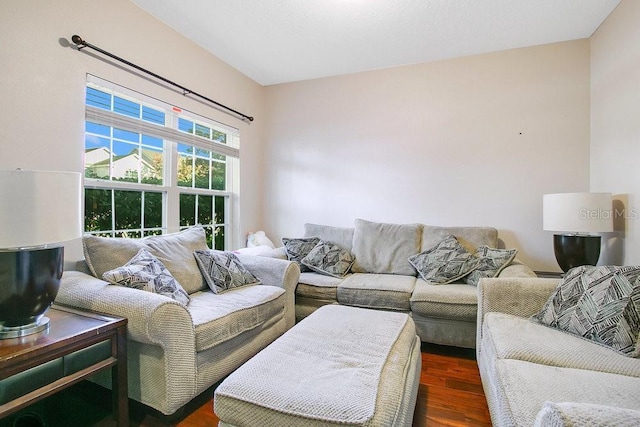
[83,75,239,250]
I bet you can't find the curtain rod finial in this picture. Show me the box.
[71,35,84,46]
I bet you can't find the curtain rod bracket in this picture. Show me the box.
[70,34,254,123]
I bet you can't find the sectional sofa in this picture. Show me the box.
[262,218,536,348]
[477,271,640,426]
[55,226,300,417]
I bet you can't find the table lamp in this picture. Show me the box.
[543,192,613,272]
[0,169,82,338]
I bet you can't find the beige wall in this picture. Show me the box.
[0,0,266,264]
[590,0,640,265]
[264,40,592,271]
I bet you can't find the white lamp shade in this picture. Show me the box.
[0,169,82,248]
[543,192,613,233]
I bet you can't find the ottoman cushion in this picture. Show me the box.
[214,304,420,426]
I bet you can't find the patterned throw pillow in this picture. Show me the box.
[301,240,355,278]
[533,265,640,356]
[193,250,261,293]
[408,235,479,284]
[102,248,190,305]
[282,237,320,272]
[465,246,518,286]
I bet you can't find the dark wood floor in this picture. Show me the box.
[1,344,490,427]
[174,343,491,427]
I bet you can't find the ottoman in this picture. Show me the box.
[214,304,421,427]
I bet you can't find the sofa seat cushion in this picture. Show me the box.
[493,358,640,427]
[534,401,640,427]
[188,285,286,352]
[410,279,477,321]
[295,272,343,301]
[337,273,416,311]
[482,312,640,378]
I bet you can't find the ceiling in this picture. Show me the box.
[130,0,621,86]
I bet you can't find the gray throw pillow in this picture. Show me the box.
[465,246,518,286]
[102,248,190,305]
[303,223,355,252]
[301,240,355,278]
[408,235,479,284]
[533,265,640,357]
[351,219,422,275]
[194,250,261,294]
[282,237,320,272]
[83,226,209,294]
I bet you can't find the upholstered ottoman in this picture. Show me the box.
[214,304,421,427]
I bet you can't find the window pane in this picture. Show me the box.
[195,123,210,138]
[214,226,225,250]
[178,118,193,134]
[177,155,193,187]
[144,192,163,228]
[114,96,140,118]
[211,162,226,191]
[177,143,193,154]
[86,122,110,136]
[195,147,209,158]
[142,135,163,149]
[84,133,111,180]
[194,158,209,189]
[84,189,112,233]
[215,196,225,224]
[86,87,111,110]
[142,106,165,125]
[114,190,142,231]
[180,194,196,227]
[198,195,213,225]
[113,128,139,143]
[141,148,163,185]
[212,129,226,144]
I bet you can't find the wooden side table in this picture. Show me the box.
[0,304,128,426]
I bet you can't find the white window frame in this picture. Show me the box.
[83,75,240,249]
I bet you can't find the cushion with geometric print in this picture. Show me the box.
[301,240,355,278]
[193,250,261,294]
[465,246,518,286]
[408,235,479,284]
[102,248,190,305]
[533,265,640,357]
[282,237,321,272]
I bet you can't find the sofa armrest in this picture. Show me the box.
[476,276,560,346]
[497,257,537,278]
[235,254,300,329]
[56,271,195,347]
[534,401,640,427]
[256,246,288,260]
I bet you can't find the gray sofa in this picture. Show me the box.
[265,219,536,349]
[477,276,640,426]
[54,226,300,417]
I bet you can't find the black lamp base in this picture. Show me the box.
[553,234,601,273]
[0,246,63,339]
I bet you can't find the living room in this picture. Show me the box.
[1,0,639,426]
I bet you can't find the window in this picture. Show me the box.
[83,76,239,249]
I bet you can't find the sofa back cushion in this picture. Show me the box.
[304,223,355,252]
[351,219,422,275]
[83,226,209,294]
[421,225,498,253]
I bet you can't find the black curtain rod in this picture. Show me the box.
[71,35,254,123]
